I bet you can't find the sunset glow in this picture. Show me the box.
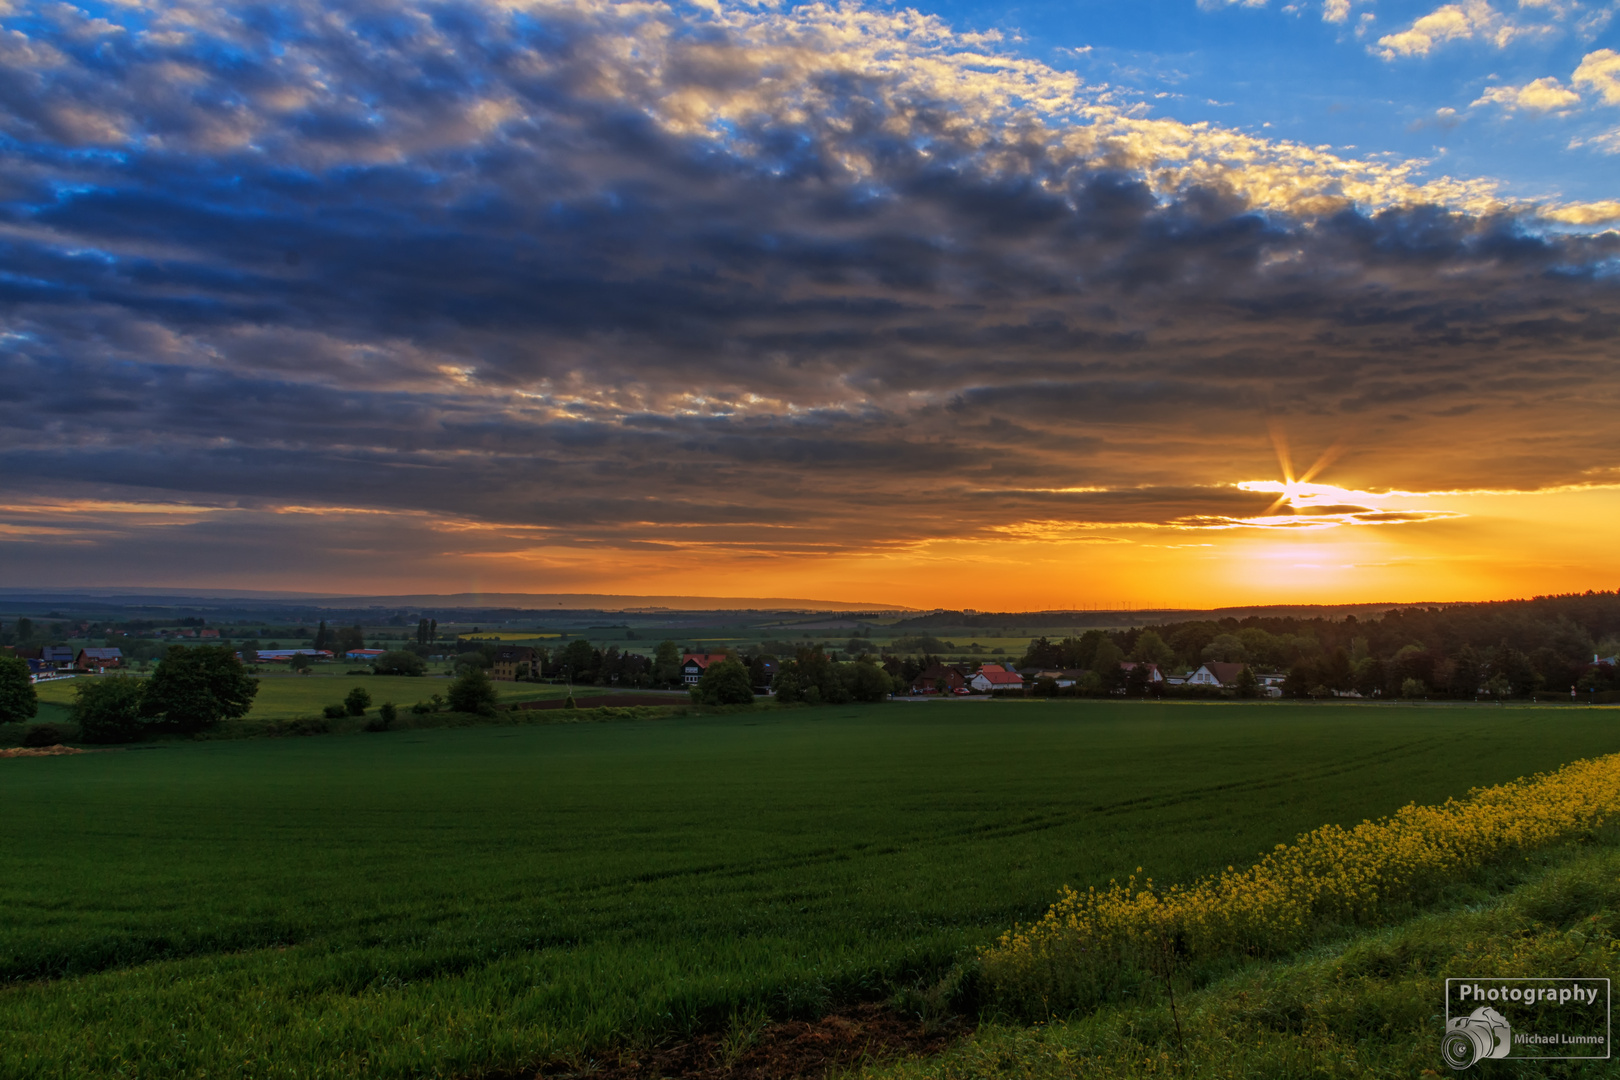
[0,0,1616,606]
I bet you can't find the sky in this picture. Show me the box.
[1,0,1618,610]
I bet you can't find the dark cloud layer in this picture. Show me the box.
[1,0,1618,579]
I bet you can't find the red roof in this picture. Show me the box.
[976,668,1023,685]
[683,653,731,668]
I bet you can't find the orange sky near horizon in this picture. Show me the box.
[4,482,1616,610]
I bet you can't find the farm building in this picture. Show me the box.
[76,648,123,672]
[910,662,968,694]
[681,653,732,685]
[252,649,333,663]
[345,648,386,661]
[969,664,1024,693]
[491,646,540,681]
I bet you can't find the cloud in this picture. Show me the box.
[1323,0,1353,22]
[1376,0,1542,58]
[1472,75,1582,110]
[1540,197,1620,220]
[0,0,1616,583]
[1573,48,1620,103]
[1567,128,1620,152]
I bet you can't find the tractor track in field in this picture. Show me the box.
[547,735,1453,898]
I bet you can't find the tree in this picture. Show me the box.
[1281,663,1314,699]
[694,659,754,705]
[447,666,498,716]
[1400,677,1427,700]
[1091,639,1124,674]
[559,638,600,683]
[372,650,426,676]
[141,645,259,733]
[313,619,328,652]
[1129,630,1175,667]
[334,624,365,656]
[1234,666,1260,699]
[653,640,683,686]
[839,661,893,702]
[773,668,804,702]
[72,676,146,743]
[1201,634,1247,663]
[0,654,39,723]
[344,686,372,716]
[290,652,313,674]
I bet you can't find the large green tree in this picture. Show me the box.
[693,660,754,705]
[72,675,146,743]
[141,645,259,733]
[0,654,38,723]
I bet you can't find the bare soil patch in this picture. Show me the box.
[0,744,100,758]
[517,1004,965,1080]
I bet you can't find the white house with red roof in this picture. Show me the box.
[969,663,1025,693]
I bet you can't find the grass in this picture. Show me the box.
[868,840,1620,1080]
[28,671,577,724]
[1,702,1618,1078]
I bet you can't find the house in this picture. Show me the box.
[682,653,733,685]
[491,646,540,681]
[253,649,333,662]
[40,646,75,669]
[76,648,123,672]
[910,662,968,694]
[345,648,386,661]
[970,664,1025,693]
[200,628,220,639]
[1119,661,1165,683]
[1256,672,1287,697]
[1187,661,1246,687]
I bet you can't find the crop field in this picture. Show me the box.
[30,672,576,724]
[2,702,1618,1078]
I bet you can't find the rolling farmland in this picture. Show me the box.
[2,701,1617,1078]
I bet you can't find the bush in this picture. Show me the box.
[410,700,433,715]
[0,654,38,723]
[1401,677,1427,699]
[364,703,396,733]
[323,704,346,719]
[343,686,372,716]
[22,723,67,747]
[372,650,426,677]
[72,675,146,743]
[447,667,498,716]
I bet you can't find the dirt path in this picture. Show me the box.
[512,1004,966,1080]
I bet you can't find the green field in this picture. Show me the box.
[30,671,575,724]
[2,702,1618,1078]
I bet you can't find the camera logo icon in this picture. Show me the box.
[1442,1006,1512,1069]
